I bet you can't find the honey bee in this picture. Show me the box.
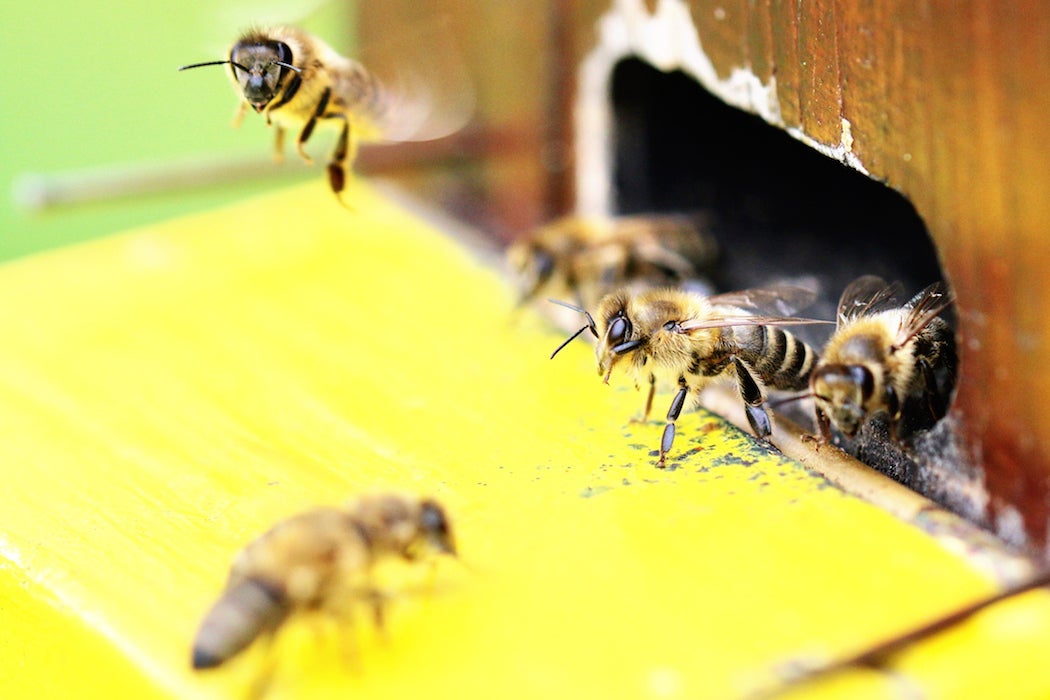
[551,286,829,466]
[507,214,719,311]
[810,275,957,441]
[192,493,456,671]
[179,26,402,200]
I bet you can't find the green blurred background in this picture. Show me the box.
[0,0,353,262]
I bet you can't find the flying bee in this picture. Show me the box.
[192,493,456,672]
[810,275,957,442]
[180,25,468,201]
[507,214,719,312]
[551,286,829,467]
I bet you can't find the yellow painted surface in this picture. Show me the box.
[0,180,1048,698]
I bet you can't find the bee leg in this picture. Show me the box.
[817,406,832,441]
[658,381,689,467]
[325,114,352,200]
[245,632,280,700]
[630,374,657,424]
[733,357,771,439]
[885,385,902,441]
[294,87,332,165]
[802,407,832,449]
[918,357,948,421]
[231,101,248,128]
[272,126,286,164]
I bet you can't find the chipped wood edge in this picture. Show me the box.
[576,0,868,218]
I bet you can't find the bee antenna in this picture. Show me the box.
[272,61,302,74]
[547,299,599,359]
[547,299,598,337]
[178,59,251,73]
[550,324,593,360]
[768,392,814,410]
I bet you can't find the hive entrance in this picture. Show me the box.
[608,57,962,494]
[610,58,943,310]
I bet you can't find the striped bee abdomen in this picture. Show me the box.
[734,325,818,391]
[192,577,291,670]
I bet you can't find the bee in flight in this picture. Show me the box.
[810,275,957,442]
[180,26,467,201]
[507,214,719,312]
[551,286,828,466]
[191,493,456,673]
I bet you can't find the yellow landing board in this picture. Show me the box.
[0,181,1047,699]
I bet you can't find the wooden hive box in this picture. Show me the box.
[365,0,1050,557]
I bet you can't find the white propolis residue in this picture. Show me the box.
[576,0,868,217]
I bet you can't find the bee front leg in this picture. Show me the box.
[733,357,771,439]
[272,126,286,164]
[816,406,833,442]
[231,101,248,128]
[658,381,689,467]
[294,87,332,165]
[918,357,949,422]
[630,373,657,424]
[885,385,902,441]
[802,406,832,450]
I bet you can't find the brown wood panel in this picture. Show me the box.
[795,1,846,145]
[744,0,776,85]
[767,0,802,127]
[691,1,750,82]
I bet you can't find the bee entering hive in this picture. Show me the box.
[588,57,982,524]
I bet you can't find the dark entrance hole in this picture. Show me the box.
[610,57,944,316]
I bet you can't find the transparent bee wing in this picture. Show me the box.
[359,17,475,143]
[705,285,818,317]
[678,315,832,332]
[836,275,904,325]
[894,282,954,348]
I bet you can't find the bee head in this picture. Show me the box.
[811,363,876,437]
[508,241,555,305]
[417,499,457,557]
[595,305,645,382]
[229,40,299,112]
[179,37,300,113]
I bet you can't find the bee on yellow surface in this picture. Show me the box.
[180,26,443,201]
[507,214,719,311]
[552,286,828,466]
[810,275,956,441]
[191,493,456,671]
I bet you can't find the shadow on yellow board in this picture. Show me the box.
[0,180,1048,699]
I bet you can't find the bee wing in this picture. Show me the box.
[705,285,818,317]
[894,282,954,348]
[837,275,904,325]
[360,18,475,143]
[678,315,832,332]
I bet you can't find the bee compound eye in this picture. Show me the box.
[849,365,876,400]
[608,316,631,346]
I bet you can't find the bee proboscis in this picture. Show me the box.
[810,275,957,441]
[191,493,456,673]
[551,286,830,466]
